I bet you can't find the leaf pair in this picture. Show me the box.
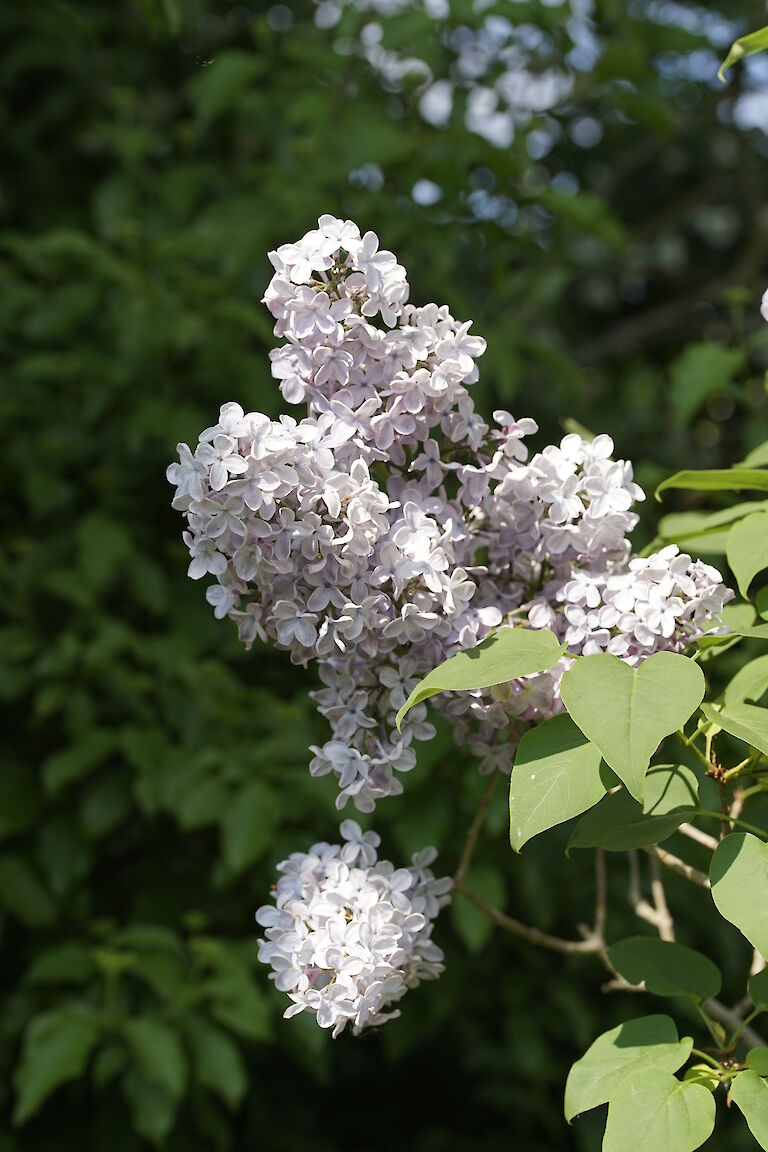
[511,650,704,850]
[565,1015,714,1152]
[397,627,706,850]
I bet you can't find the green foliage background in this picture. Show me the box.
[2,1,768,1148]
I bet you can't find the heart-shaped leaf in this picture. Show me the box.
[560,653,705,800]
[508,714,609,851]
[727,512,768,600]
[730,1069,768,1151]
[607,937,721,1002]
[395,628,565,729]
[710,833,768,956]
[602,1067,715,1152]
[565,1015,692,1121]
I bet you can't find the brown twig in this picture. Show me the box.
[454,772,499,889]
[627,851,667,936]
[643,845,710,889]
[648,855,675,942]
[455,883,603,955]
[678,823,719,852]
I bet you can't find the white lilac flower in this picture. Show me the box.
[256,822,451,1036]
[168,216,733,809]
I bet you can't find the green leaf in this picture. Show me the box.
[187,52,263,123]
[602,1067,715,1152]
[606,937,721,1002]
[719,25,768,81]
[725,655,768,706]
[26,943,94,985]
[565,1014,692,1121]
[742,443,768,469]
[700,701,768,756]
[0,854,55,927]
[42,729,115,796]
[122,1018,187,1102]
[759,588,768,622]
[184,1015,247,1110]
[659,502,768,558]
[559,653,705,800]
[656,469,768,501]
[698,602,757,654]
[14,1006,101,1124]
[683,1064,720,1090]
[642,764,700,814]
[730,1069,768,1150]
[670,343,743,425]
[727,624,768,642]
[395,628,565,729]
[710,833,768,956]
[201,954,272,1043]
[451,864,506,952]
[727,513,768,599]
[751,970,768,1010]
[658,470,768,502]
[122,1066,177,1145]
[221,781,279,874]
[509,714,608,851]
[568,787,692,852]
[0,764,40,842]
[748,1048,768,1074]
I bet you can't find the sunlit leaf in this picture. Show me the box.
[565,1015,692,1121]
[560,653,704,800]
[730,1069,768,1150]
[719,25,768,81]
[727,513,768,599]
[656,470,768,501]
[603,1067,715,1152]
[396,628,565,729]
[700,701,768,756]
[509,714,609,850]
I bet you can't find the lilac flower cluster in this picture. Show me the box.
[256,821,450,1035]
[167,215,732,813]
[167,216,734,1033]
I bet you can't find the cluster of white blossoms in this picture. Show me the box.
[535,545,733,659]
[168,214,733,812]
[255,821,451,1035]
[167,215,734,1032]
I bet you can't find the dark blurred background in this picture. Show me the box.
[2,1,768,1148]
